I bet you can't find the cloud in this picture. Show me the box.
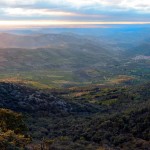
[0,0,150,12]
[0,7,106,22]
[1,8,78,17]
[0,0,36,5]
[63,0,150,12]
[0,0,150,23]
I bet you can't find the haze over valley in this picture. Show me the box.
[0,0,150,149]
[0,27,149,88]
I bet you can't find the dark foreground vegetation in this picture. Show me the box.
[0,82,150,150]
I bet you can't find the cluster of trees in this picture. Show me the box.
[0,108,31,149]
[27,106,150,150]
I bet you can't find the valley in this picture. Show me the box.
[0,27,149,150]
[0,30,149,88]
[0,0,150,149]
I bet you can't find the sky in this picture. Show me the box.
[0,0,150,28]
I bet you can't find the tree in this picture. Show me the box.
[0,108,31,149]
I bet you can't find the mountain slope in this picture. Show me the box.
[0,33,119,71]
[0,82,149,149]
[0,32,149,88]
[0,33,112,49]
[0,33,81,49]
[0,82,99,115]
[0,33,121,88]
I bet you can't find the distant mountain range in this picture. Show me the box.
[0,33,119,71]
[0,33,83,49]
[0,31,149,87]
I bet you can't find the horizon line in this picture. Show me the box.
[0,21,150,29]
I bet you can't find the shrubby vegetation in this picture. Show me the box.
[0,82,149,149]
[0,108,30,149]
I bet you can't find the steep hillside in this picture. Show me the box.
[0,82,149,149]
[0,82,99,115]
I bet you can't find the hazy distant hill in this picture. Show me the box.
[128,42,150,57]
[0,33,107,49]
[0,31,149,88]
[0,33,80,48]
[0,33,119,71]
